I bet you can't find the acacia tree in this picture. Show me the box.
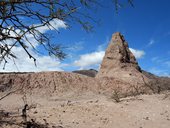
[0,0,133,69]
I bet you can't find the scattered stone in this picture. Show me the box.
[33,111,38,114]
[143,117,149,120]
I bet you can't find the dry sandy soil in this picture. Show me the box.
[1,91,170,128]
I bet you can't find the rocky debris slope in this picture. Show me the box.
[0,72,99,97]
[142,70,170,92]
[72,69,170,93]
[0,71,134,97]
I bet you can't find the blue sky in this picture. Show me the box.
[2,0,170,77]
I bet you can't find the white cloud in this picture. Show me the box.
[165,61,170,67]
[25,19,67,48]
[72,38,109,70]
[35,19,67,33]
[73,51,105,69]
[151,57,169,64]
[151,57,159,62]
[148,67,170,77]
[97,37,109,51]
[73,46,145,70]
[66,41,84,52]
[0,19,67,72]
[168,51,170,55]
[0,46,64,72]
[147,39,155,46]
[129,48,145,59]
[2,19,67,48]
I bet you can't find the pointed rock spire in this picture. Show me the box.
[96,32,144,83]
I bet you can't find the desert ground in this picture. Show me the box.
[1,91,170,128]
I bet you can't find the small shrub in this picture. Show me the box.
[111,86,122,102]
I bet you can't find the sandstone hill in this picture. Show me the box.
[0,72,98,98]
[142,70,170,92]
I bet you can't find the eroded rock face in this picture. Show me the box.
[0,72,98,97]
[96,32,147,85]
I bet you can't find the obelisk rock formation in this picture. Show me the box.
[96,32,148,85]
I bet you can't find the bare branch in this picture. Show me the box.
[0,0,133,69]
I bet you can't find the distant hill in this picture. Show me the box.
[142,70,170,92]
[72,69,98,77]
